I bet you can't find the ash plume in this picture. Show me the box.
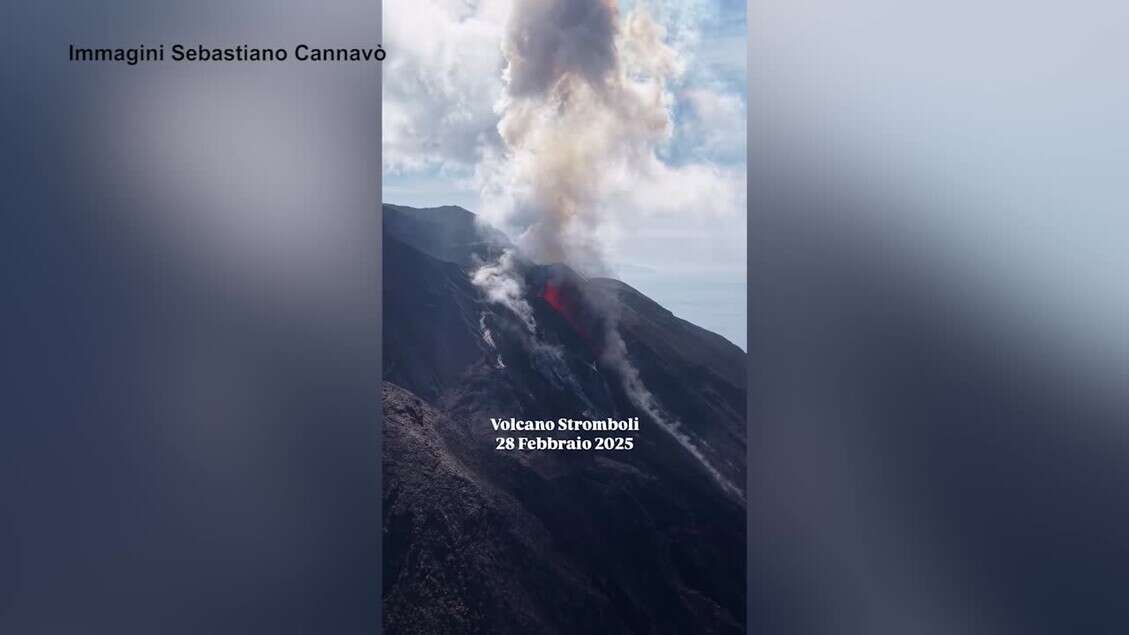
[479,0,680,270]
[468,0,740,498]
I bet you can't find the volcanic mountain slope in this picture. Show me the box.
[383,204,510,266]
[382,204,747,634]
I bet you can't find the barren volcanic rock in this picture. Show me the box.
[382,205,747,634]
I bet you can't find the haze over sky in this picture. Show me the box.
[382,0,749,349]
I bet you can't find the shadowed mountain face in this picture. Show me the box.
[383,204,511,267]
[382,204,747,634]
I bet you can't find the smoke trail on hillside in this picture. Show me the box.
[601,316,744,498]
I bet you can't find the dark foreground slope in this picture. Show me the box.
[383,382,636,634]
[382,204,747,634]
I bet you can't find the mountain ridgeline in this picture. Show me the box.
[382,204,747,634]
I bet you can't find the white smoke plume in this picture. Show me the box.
[478,0,681,271]
[470,249,537,333]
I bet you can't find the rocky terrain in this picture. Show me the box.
[382,204,747,634]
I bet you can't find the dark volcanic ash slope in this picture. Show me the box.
[382,204,747,634]
[383,382,629,635]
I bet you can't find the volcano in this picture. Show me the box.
[382,204,747,634]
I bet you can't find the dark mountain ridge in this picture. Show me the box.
[382,204,747,634]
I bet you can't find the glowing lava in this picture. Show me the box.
[540,282,589,340]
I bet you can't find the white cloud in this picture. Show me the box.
[382,0,508,174]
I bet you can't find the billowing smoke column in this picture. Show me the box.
[480,0,678,269]
[473,0,679,328]
[470,0,741,498]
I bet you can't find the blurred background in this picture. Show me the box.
[748,1,1129,633]
[1,2,383,633]
[4,0,1129,633]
